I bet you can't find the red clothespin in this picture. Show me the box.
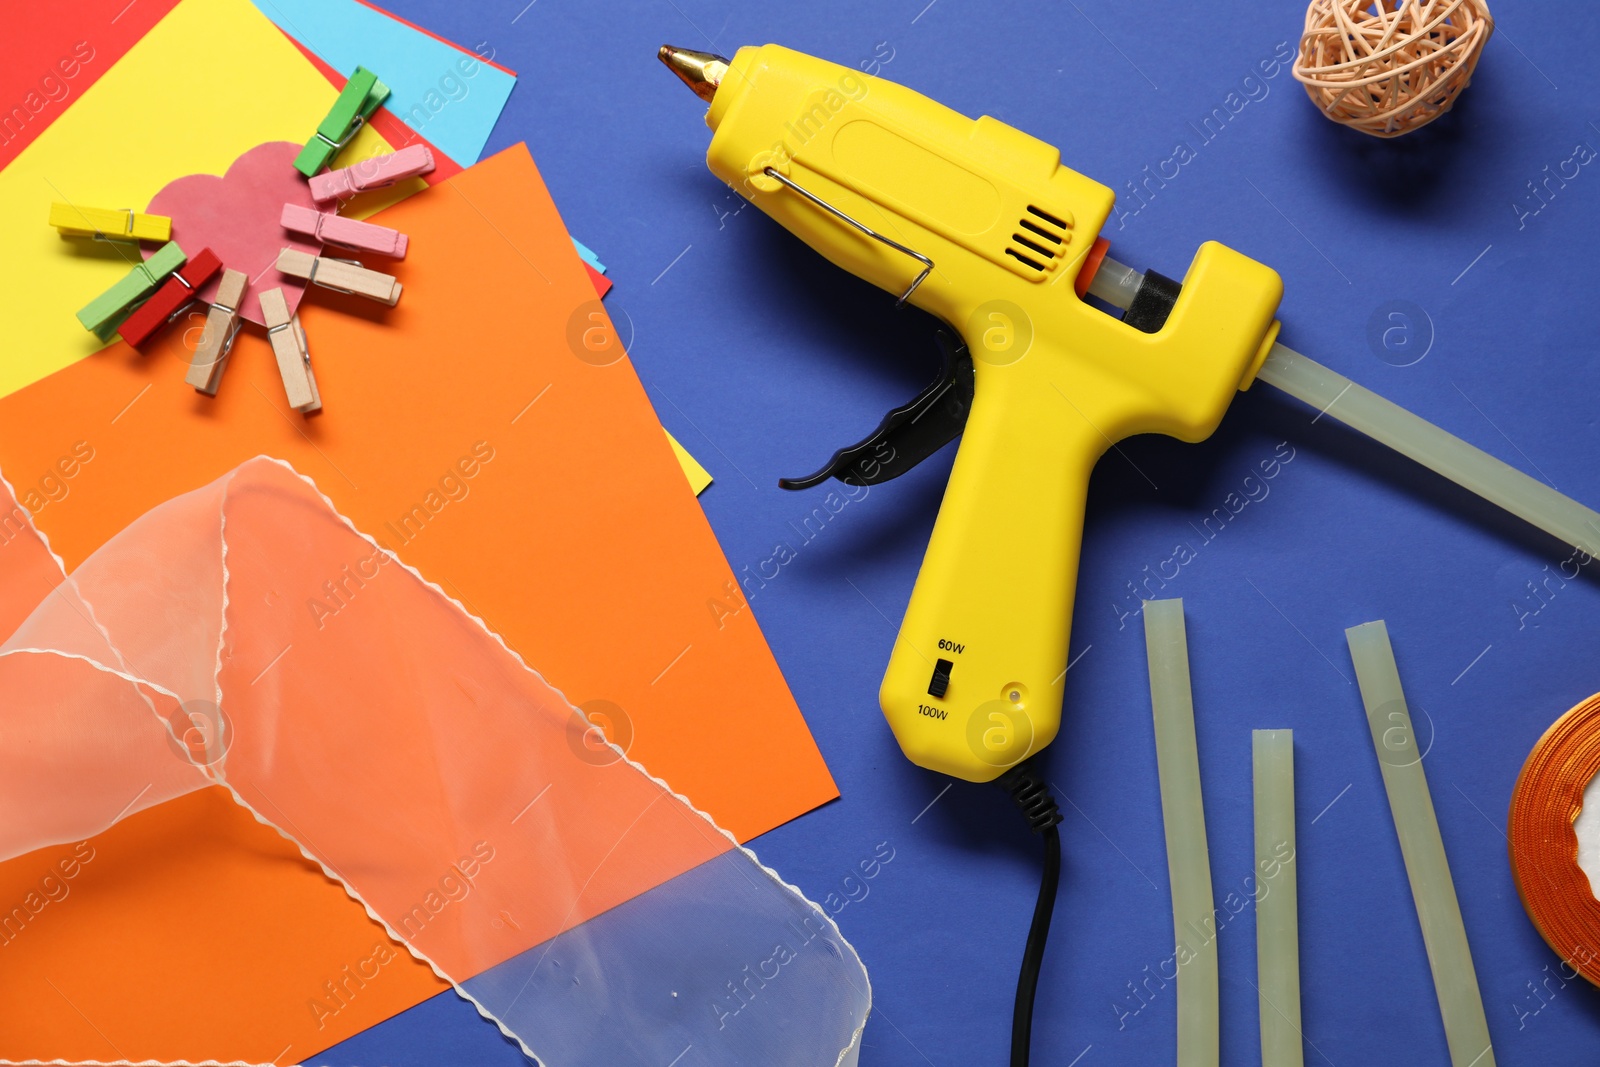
[119,247,223,350]
[281,204,408,259]
[308,145,435,203]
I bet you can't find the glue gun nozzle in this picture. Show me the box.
[658,45,730,104]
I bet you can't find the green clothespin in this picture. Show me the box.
[294,67,391,177]
[75,241,187,343]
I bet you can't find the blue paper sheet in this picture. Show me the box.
[571,237,607,274]
[252,0,515,165]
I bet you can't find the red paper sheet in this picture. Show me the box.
[0,0,183,172]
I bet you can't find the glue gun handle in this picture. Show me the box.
[879,359,1101,782]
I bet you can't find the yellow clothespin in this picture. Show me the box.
[50,203,172,242]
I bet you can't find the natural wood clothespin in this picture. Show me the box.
[260,287,322,414]
[188,268,247,395]
[276,248,402,306]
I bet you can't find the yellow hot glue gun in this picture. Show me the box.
[660,44,1600,785]
[662,41,1280,782]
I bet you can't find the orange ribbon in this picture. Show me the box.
[1509,692,1600,984]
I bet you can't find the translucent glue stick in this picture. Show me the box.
[1346,621,1495,1067]
[1087,255,1600,559]
[1252,729,1303,1067]
[1143,599,1219,1067]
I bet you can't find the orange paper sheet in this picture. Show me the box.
[0,143,835,1061]
[0,790,451,1062]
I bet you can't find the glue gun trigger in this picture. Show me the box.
[778,331,975,491]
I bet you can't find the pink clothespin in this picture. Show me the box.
[307,144,435,203]
[281,204,409,259]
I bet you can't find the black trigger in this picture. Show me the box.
[779,332,975,491]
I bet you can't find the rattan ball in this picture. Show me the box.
[1293,0,1493,138]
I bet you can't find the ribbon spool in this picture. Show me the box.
[1508,692,1600,984]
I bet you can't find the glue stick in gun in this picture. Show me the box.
[661,44,1600,785]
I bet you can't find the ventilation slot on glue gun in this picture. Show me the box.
[1004,205,1071,272]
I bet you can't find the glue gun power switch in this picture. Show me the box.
[660,44,1600,784]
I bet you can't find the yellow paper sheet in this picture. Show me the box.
[667,429,714,495]
[0,0,395,395]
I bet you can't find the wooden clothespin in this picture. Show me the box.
[75,241,187,343]
[276,248,402,306]
[118,247,223,350]
[188,268,247,395]
[308,144,435,203]
[281,204,408,258]
[294,67,390,177]
[260,287,322,414]
[49,203,172,242]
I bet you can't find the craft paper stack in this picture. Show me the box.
[0,0,824,1059]
[0,457,869,1067]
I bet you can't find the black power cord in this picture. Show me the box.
[995,760,1063,1067]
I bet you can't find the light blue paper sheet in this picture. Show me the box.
[253,0,516,165]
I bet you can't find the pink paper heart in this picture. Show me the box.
[145,141,329,327]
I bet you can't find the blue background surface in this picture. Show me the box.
[320,1,1600,1064]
